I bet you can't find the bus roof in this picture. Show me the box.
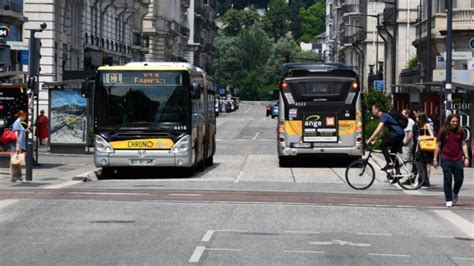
[98,62,203,72]
[281,63,358,78]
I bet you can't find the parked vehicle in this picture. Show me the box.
[271,105,278,119]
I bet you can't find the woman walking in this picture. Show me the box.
[35,110,49,145]
[433,114,470,207]
[10,110,28,183]
[415,112,435,188]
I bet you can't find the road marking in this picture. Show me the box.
[368,253,411,258]
[206,248,241,251]
[189,246,206,263]
[284,250,325,254]
[252,132,260,140]
[234,171,244,183]
[236,139,246,142]
[68,192,150,196]
[452,257,474,261]
[215,229,248,232]
[44,181,82,189]
[0,199,19,209]
[201,230,215,242]
[310,240,371,247]
[434,210,474,238]
[284,230,320,234]
[355,232,392,236]
[216,139,223,142]
[168,193,202,197]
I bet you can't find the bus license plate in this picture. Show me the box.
[130,159,153,166]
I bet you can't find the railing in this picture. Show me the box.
[416,9,474,37]
[341,4,359,15]
[452,8,474,24]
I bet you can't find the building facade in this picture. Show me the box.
[0,0,27,82]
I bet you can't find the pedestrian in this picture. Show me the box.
[35,110,49,145]
[415,112,435,188]
[400,109,415,184]
[433,114,470,207]
[10,110,28,183]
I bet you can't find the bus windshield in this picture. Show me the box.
[95,71,187,130]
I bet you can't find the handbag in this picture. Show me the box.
[418,135,436,152]
[10,152,26,166]
[1,129,17,145]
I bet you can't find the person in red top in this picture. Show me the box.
[433,114,469,207]
[35,110,49,145]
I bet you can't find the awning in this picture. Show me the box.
[0,71,26,80]
[43,79,85,88]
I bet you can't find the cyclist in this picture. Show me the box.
[366,104,405,172]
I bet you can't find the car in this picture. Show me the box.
[271,105,278,118]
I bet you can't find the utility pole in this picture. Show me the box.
[26,23,46,181]
[445,0,453,116]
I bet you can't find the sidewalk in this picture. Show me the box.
[0,146,96,188]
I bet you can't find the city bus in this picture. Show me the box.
[275,63,364,166]
[91,62,216,176]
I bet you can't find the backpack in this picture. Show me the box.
[388,112,408,128]
[0,129,17,145]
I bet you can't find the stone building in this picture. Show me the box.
[0,0,27,81]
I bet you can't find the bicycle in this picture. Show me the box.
[345,146,427,190]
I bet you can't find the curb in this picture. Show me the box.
[72,168,101,182]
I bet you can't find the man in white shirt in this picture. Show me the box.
[401,109,415,166]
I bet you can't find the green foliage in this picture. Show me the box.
[265,0,291,39]
[221,8,261,36]
[298,1,326,43]
[407,56,418,70]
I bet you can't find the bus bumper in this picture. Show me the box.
[94,150,194,168]
[277,143,364,157]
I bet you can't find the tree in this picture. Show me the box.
[265,0,291,39]
[221,8,261,36]
[289,0,303,39]
[299,1,325,42]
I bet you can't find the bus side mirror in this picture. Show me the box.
[272,90,279,101]
[192,83,201,99]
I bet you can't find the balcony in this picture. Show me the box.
[415,9,474,41]
[382,7,394,25]
[342,35,354,45]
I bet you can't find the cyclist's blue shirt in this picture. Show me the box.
[380,113,404,136]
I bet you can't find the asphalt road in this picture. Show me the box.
[0,102,473,265]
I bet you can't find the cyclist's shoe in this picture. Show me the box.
[390,177,399,184]
[421,180,431,189]
[381,164,394,171]
[445,201,453,207]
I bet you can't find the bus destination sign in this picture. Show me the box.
[102,71,182,85]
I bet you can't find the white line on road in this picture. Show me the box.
[236,139,246,142]
[216,139,223,142]
[168,193,202,197]
[234,171,244,183]
[284,250,325,254]
[68,192,150,196]
[284,230,320,234]
[206,248,241,251]
[189,246,206,263]
[201,230,215,242]
[215,229,248,232]
[44,181,82,189]
[434,210,474,239]
[252,132,260,140]
[310,240,371,247]
[355,232,392,236]
[0,199,19,210]
[368,253,411,258]
[452,257,474,261]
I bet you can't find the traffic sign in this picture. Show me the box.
[373,80,384,91]
[21,50,29,65]
[470,38,474,50]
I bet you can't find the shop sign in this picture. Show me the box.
[0,26,10,39]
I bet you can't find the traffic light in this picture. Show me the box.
[29,38,41,76]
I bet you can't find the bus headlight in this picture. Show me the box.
[171,135,191,153]
[95,135,114,154]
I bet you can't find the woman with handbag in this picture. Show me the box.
[10,110,28,183]
[415,112,435,188]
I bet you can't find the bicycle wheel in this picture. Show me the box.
[345,160,375,190]
[397,160,427,190]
